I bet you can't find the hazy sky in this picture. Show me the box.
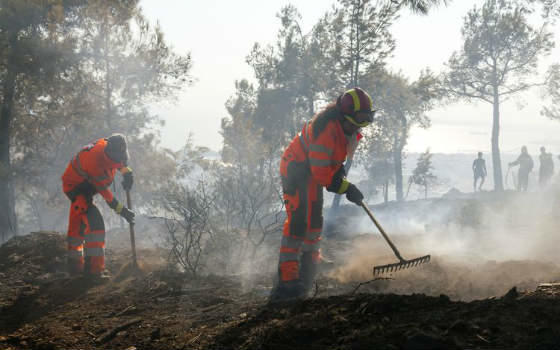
[141,0,560,155]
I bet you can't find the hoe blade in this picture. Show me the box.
[373,255,431,276]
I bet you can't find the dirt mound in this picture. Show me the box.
[213,290,560,350]
[2,232,560,350]
[329,252,560,301]
[0,232,268,350]
[0,232,66,311]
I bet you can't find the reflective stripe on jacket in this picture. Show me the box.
[284,118,352,188]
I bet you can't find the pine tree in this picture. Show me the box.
[0,0,86,239]
[443,0,554,191]
[407,148,437,199]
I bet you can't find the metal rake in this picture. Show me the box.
[360,201,431,276]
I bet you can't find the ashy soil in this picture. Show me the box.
[2,232,560,350]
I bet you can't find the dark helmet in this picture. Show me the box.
[337,87,375,127]
[105,133,129,165]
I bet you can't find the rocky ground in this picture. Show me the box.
[2,231,560,350]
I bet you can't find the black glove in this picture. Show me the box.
[120,207,135,224]
[345,183,364,205]
[122,171,134,191]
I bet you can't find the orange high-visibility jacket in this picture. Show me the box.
[284,118,360,191]
[62,138,127,203]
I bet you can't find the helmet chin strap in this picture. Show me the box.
[344,115,371,127]
[341,118,361,136]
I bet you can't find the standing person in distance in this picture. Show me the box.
[538,146,554,187]
[509,145,534,192]
[472,152,487,192]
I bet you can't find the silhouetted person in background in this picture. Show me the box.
[509,146,534,192]
[538,146,554,187]
[472,152,487,192]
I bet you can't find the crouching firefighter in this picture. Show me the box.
[270,87,375,302]
[61,134,135,280]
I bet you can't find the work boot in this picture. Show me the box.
[268,280,306,303]
[300,252,318,296]
[66,257,84,277]
[84,270,112,285]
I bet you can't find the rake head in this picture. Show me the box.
[373,255,431,276]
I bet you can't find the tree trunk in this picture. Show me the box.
[0,67,18,239]
[348,5,356,87]
[383,180,388,203]
[492,86,503,191]
[104,53,112,130]
[28,195,44,231]
[406,178,412,199]
[102,19,113,131]
[394,115,408,202]
[331,191,342,209]
[393,136,404,202]
[424,184,428,199]
[354,3,360,87]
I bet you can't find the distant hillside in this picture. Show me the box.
[196,150,555,204]
[341,152,556,204]
[407,152,553,194]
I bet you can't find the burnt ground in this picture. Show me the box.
[2,232,560,350]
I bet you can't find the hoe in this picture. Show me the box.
[360,201,430,275]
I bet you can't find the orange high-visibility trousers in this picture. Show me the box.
[66,194,106,275]
[278,153,322,285]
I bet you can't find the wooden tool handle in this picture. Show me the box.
[126,190,138,267]
[360,201,405,262]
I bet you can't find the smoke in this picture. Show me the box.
[328,187,560,300]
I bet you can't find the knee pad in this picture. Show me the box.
[72,195,89,214]
[86,205,105,231]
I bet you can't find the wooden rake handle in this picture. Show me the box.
[360,201,405,262]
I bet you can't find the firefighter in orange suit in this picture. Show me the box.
[61,134,135,279]
[271,87,375,301]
